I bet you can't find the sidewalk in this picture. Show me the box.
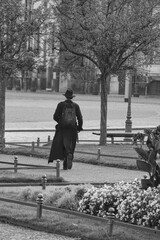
[0,153,145,184]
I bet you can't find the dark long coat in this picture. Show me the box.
[48,99,83,163]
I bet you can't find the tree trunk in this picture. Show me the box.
[99,73,109,145]
[0,65,5,150]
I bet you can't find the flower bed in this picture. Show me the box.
[78,179,160,229]
[7,180,160,230]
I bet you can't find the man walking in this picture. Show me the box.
[48,89,83,170]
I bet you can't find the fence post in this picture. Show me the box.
[111,136,114,144]
[56,159,60,178]
[32,141,35,152]
[37,137,40,147]
[97,148,101,160]
[36,193,43,219]
[108,207,115,237]
[2,138,5,149]
[41,174,47,190]
[14,156,18,173]
[48,135,50,143]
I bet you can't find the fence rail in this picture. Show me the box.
[0,195,159,237]
[5,126,155,133]
[4,126,154,147]
[2,127,151,157]
[2,139,138,160]
[0,156,60,178]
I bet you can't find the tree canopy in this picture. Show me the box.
[52,0,160,144]
[0,0,50,149]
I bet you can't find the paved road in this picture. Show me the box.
[0,222,78,240]
[5,91,160,143]
[6,90,160,128]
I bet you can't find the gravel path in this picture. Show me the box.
[0,222,78,240]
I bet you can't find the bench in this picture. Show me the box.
[92,132,145,144]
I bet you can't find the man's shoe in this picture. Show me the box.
[67,153,73,169]
[63,160,68,170]
[63,166,68,170]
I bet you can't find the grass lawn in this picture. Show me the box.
[2,143,146,169]
[3,142,160,170]
[0,199,159,240]
[0,188,159,240]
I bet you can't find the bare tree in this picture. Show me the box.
[52,0,160,145]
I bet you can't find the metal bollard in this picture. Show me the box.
[32,141,35,152]
[41,174,47,190]
[36,193,43,219]
[37,137,40,147]
[14,156,18,173]
[97,148,101,161]
[56,159,60,178]
[108,207,115,237]
[48,135,50,143]
[2,138,5,149]
[111,136,114,144]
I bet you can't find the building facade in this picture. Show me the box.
[7,0,160,96]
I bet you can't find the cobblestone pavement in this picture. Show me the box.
[0,222,78,240]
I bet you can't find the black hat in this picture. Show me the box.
[63,89,75,99]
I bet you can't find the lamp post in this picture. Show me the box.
[125,70,132,134]
[145,72,149,96]
[124,74,129,102]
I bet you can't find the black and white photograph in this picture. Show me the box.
[0,1,160,239]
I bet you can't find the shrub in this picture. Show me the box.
[18,185,89,210]
[44,188,65,206]
[19,188,32,201]
[116,185,160,228]
[57,191,78,210]
[56,185,90,210]
[78,180,160,229]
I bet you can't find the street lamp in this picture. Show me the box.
[125,70,132,135]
